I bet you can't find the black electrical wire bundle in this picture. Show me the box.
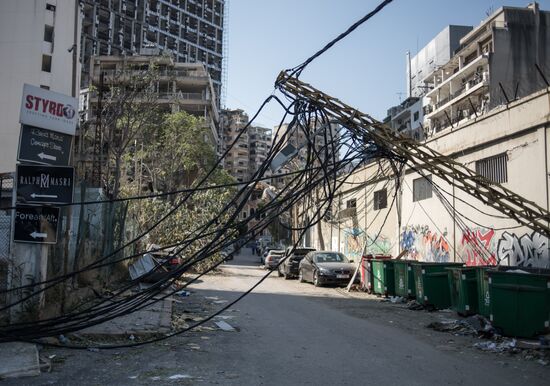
[0,0,400,348]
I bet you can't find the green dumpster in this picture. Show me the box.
[393,260,416,298]
[372,260,395,296]
[488,268,550,338]
[476,266,504,318]
[361,255,391,293]
[413,262,463,309]
[447,267,479,316]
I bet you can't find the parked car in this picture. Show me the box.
[298,251,356,287]
[220,245,235,261]
[278,247,316,279]
[264,249,285,270]
[261,245,283,264]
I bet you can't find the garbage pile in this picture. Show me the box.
[427,315,495,338]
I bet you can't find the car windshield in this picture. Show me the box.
[294,248,315,255]
[314,253,348,263]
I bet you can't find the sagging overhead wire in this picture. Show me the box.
[1,1,402,347]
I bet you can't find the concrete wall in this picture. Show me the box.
[0,0,80,173]
[489,7,550,108]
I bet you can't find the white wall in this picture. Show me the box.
[0,0,80,173]
[309,88,550,268]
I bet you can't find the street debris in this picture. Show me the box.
[168,374,193,380]
[427,315,495,337]
[406,300,424,311]
[176,290,191,297]
[215,321,236,332]
[474,339,517,352]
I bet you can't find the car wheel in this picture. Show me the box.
[299,269,305,283]
[313,271,322,287]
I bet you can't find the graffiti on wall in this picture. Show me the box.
[400,225,450,262]
[497,231,549,268]
[461,227,497,266]
[365,233,392,255]
[343,228,365,261]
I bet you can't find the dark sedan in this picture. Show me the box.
[298,251,355,287]
[278,247,316,279]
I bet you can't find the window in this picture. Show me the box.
[413,111,419,122]
[346,199,356,209]
[475,153,508,184]
[44,25,54,43]
[40,85,50,90]
[46,3,56,11]
[413,175,432,202]
[373,188,387,210]
[41,55,52,72]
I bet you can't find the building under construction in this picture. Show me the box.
[80,0,225,107]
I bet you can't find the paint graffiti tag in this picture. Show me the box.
[344,228,365,262]
[366,234,392,255]
[461,228,497,266]
[497,231,550,268]
[401,225,450,262]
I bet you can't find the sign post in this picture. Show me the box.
[16,164,74,204]
[13,84,78,245]
[17,124,73,166]
[13,205,59,244]
[19,84,78,136]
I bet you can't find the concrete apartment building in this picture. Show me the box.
[78,50,219,182]
[80,0,225,107]
[385,25,473,140]
[221,109,273,183]
[248,126,272,178]
[423,2,550,135]
[0,0,81,174]
[301,3,550,269]
[221,109,250,183]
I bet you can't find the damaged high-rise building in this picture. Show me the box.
[80,0,225,107]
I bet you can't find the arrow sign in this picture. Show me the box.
[30,193,58,199]
[38,152,57,161]
[14,205,59,244]
[17,124,72,166]
[16,164,74,204]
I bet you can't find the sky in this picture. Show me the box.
[225,0,550,129]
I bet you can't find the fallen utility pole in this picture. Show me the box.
[276,71,550,238]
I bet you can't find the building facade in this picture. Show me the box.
[0,0,81,173]
[302,3,550,269]
[79,51,219,184]
[80,0,225,108]
[423,3,550,135]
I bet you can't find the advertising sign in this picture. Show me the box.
[17,124,73,166]
[16,164,74,204]
[13,205,59,244]
[19,84,78,135]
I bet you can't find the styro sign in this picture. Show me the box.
[19,84,78,135]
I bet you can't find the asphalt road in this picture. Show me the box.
[7,249,549,385]
[186,249,549,385]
